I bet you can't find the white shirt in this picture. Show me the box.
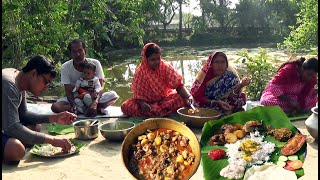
[61,58,104,86]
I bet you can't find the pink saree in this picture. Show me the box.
[260,64,317,111]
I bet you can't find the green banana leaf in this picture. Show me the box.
[30,139,85,158]
[47,123,74,135]
[200,106,306,180]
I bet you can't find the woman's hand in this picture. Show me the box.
[186,96,195,106]
[288,100,300,112]
[240,76,251,87]
[138,101,151,113]
[279,95,301,112]
[49,111,77,124]
[216,100,232,111]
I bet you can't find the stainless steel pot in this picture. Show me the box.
[73,119,99,140]
[305,106,318,141]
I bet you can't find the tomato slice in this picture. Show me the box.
[208,149,226,160]
[283,160,295,171]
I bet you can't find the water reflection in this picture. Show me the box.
[43,46,314,106]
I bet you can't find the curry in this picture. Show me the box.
[128,128,195,180]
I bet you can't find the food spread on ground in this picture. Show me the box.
[206,119,306,180]
[128,128,195,180]
[30,143,78,157]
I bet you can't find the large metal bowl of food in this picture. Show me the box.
[121,118,201,180]
[177,107,221,128]
[73,119,99,140]
[99,121,135,141]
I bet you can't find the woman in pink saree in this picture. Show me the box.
[121,43,193,117]
[260,57,318,112]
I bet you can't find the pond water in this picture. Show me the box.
[43,44,315,106]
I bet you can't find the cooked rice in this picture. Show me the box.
[224,131,276,167]
[36,144,63,156]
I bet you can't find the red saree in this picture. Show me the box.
[121,43,187,117]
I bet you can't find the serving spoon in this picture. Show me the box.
[190,103,197,111]
[90,120,99,126]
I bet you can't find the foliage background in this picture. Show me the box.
[2,0,318,69]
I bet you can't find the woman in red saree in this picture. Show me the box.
[121,43,193,117]
[260,57,318,112]
[190,51,251,114]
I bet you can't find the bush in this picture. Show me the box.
[235,48,278,100]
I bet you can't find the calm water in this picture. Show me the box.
[43,44,315,106]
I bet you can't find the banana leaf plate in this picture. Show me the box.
[30,139,85,158]
[47,123,74,135]
[200,106,306,180]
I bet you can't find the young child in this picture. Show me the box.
[72,61,107,114]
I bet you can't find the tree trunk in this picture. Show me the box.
[178,1,183,40]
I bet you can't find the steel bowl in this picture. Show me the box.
[177,107,221,128]
[121,118,201,179]
[73,119,99,140]
[98,121,135,141]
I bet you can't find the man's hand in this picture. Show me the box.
[49,111,77,124]
[70,105,78,114]
[85,101,98,117]
[91,92,98,99]
[45,136,72,153]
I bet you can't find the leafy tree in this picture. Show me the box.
[235,48,277,100]
[2,0,156,68]
[265,0,299,38]
[2,0,76,67]
[182,12,193,29]
[283,0,318,51]
[177,0,190,40]
[235,0,268,28]
[198,0,235,29]
[159,0,179,32]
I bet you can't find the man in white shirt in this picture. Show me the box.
[51,39,119,116]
